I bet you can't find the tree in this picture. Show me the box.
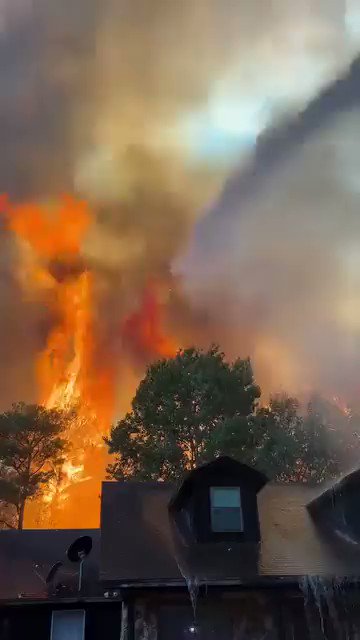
[298,395,360,482]
[106,346,260,481]
[250,396,336,481]
[0,403,67,529]
[106,344,360,484]
[203,393,360,483]
[204,395,302,479]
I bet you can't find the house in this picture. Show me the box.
[1,456,360,639]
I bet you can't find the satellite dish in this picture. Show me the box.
[66,536,93,592]
[46,561,63,585]
[67,536,92,563]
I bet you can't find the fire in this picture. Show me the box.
[0,195,179,527]
[3,195,90,259]
[2,196,100,414]
[1,195,116,525]
[122,283,178,361]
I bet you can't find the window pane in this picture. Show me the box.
[51,610,85,640]
[211,487,241,508]
[212,507,243,532]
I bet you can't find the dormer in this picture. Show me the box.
[169,457,268,544]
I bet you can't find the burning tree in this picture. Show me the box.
[0,195,117,526]
[0,194,181,526]
[0,403,67,529]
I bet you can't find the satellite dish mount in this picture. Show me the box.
[67,535,93,592]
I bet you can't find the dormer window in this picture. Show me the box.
[168,457,268,544]
[210,487,243,532]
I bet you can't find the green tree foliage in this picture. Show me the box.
[203,394,302,479]
[106,347,360,484]
[298,394,360,482]
[0,403,68,529]
[216,394,360,483]
[106,346,260,481]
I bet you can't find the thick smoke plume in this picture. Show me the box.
[179,61,360,401]
[0,0,359,410]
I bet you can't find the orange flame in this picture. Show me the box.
[122,284,178,362]
[3,196,96,410]
[3,195,90,259]
[1,195,178,527]
[1,195,116,526]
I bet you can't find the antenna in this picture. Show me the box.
[46,561,63,585]
[66,535,92,591]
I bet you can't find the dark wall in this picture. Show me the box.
[0,606,50,640]
[158,603,233,640]
[86,604,122,640]
[0,602,122,640]
[156,594,308,640]
[342,486,360,539]
[309,481,360,546]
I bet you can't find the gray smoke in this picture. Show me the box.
[178,59,360,400]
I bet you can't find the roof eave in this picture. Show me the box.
[0,595,121,607]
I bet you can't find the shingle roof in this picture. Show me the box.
[100,481,178,584]
[100,480,360,586]
[3,473,360,598]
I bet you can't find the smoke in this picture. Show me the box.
[0,0,360,411]
[178,74,360,400]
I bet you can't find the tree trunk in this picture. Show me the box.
[18,499,26,530]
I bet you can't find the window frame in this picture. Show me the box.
[50,609,86,640]
[210,486,244,533]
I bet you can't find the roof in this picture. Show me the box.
[100,481,179,584]
[3,464,360,597]
[0,529,100,602]
[100,480,360,587]
[308,467,360,514]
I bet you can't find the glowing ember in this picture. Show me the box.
[332,396,352,418]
